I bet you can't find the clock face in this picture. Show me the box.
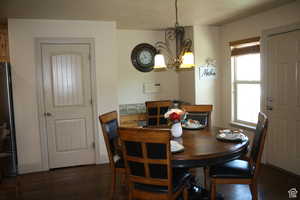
[138,50,152,65]
[131,43,157,72]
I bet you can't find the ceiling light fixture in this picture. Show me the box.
[154,0,195,70]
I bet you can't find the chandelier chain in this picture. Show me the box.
[175,0,179,27]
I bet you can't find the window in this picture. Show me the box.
[230,37,261,125]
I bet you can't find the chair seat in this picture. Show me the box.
[134,169,191,193]
[210,160,252,179]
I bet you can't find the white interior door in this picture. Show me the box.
[265,29,300,175]
[41,44,95,169]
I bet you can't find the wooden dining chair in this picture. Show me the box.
[119,127,191,200]
[209,112,268,200]
[145,100,172,127]
[181,105,213,128]
[180,104,213,188]
[99,111,125,199]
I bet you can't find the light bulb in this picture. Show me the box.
[154,54,167,69]
[180,52,194,68]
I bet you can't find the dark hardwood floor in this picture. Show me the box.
[0,164,299,200]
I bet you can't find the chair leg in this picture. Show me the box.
[183,187,189,200]
[250,183,258,200]
[121,172,126,185]
[111,169,116,200]
[203,167,209,189]
[210,181,216,200]
[16,177,21,198]
[128,187,133,200]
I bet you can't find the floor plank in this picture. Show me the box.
[0,164,299,200]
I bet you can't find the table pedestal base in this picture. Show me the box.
[186,176,224,200]
[189,185,224,200]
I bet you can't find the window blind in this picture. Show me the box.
[230,37,260,56]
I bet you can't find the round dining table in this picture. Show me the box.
[172,127,249,168]
[171,127,249,200]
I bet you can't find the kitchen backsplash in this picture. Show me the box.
[119,103,147,115]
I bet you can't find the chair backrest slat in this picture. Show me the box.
[181,104,213,128]
[99,111,120,168]
[145,100,172,127]
[130,175,169,186]
[119,127,173,193]
[126,156,167,164]
[250,112,268,179]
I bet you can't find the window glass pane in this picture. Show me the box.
[236,84,260,124]
[236,54,260,81]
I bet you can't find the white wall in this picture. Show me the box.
[117,29,179,104]
[188,26,221,126]
[8,19,118,173]
[220,1,300,127]
[178,70,195,104]
[178,26,196,105]
[176,26,222,126]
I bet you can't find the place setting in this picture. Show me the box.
[170,140,185,153]
[182,119,206,130]
[216,129,248,142]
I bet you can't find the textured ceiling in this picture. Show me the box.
[0,0,296,29]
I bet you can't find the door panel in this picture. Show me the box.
[297,61,300,106]
[42,44,95,169]
[51,54,84,106]
[296,121,300,160]
[55,118,88,152]
[277,62,288,106]
[266,30,300,175]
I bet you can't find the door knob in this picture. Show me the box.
[44,112,52,117]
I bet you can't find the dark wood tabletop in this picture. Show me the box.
[172,127,249,168]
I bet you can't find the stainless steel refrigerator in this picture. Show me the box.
[0,62,18,176]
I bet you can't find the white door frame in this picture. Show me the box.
[261,22,300,164]
[35,38,100,171]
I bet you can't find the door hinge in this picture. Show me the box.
[92,141,95,149]
[90,99,93,105]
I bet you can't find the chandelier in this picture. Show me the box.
[154,0,195,70]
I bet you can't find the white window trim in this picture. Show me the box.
[232,55,261,127]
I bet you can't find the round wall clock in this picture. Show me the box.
[131,43,157,72]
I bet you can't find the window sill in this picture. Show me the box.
[230,121,256,131]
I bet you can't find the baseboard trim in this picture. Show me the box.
[19,167,47,175]
[264,163,300,178]
[98,159,109,164]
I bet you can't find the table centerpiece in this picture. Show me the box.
[164,108,186,137]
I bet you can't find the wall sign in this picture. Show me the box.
[199,66,217,80]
